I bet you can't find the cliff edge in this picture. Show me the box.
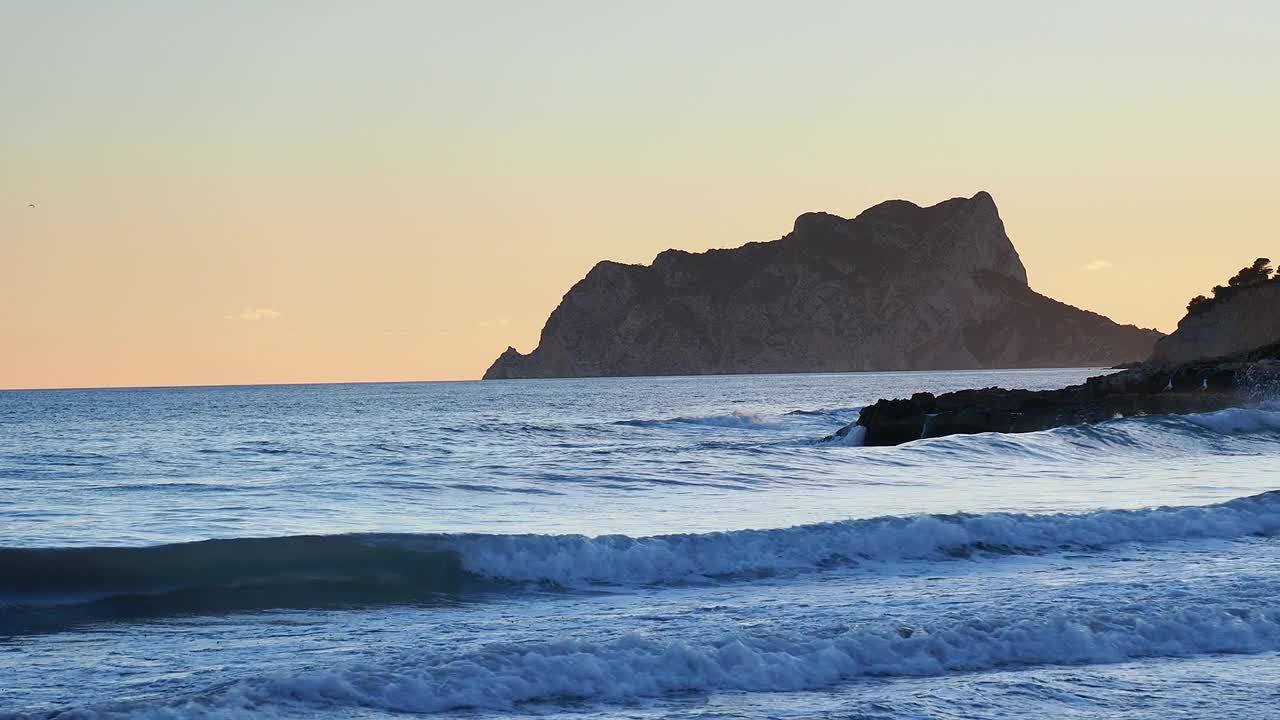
[1150,258,1280,367]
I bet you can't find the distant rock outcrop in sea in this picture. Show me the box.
[485,192,1163,379]
[1150,258,1280,367]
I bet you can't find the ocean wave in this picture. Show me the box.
[823,407,1280,455]
[1178,407,1280,435]
[5,492,1280,632]
[616,411,784,430]
[42,603,1280,717]
[450,490,1280,584]
[785,406,863,419]
[0,536,474,634]
[1046,407,1280,457]
[818,423,866,446]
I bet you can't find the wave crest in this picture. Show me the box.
[62,603,1280,716]
[452,490,1280,585]
[1180,407,1280,435]
[5,486,1274,632]
[6,492,1279,633]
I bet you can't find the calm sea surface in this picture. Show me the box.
[3,369,1280,718]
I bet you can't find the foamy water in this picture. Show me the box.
[2,369,1278,718]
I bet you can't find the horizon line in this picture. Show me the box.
[0,366,1113,393]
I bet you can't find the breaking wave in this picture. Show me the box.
[1180,407,1280,434]
[450,490,1280,584]
[819,407,1280,453]
[6,492,1280,633]
[40,602,1280,717]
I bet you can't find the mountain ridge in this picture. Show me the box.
[485,192,1162,379]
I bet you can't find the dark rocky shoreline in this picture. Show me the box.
[832,341,1280,447]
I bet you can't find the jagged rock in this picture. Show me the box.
[842,341,1280,446]
[485,192,1162,379]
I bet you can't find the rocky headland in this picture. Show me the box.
[841,259,1280,446]
[485,192,1162,379]
[1151,258,1280,367]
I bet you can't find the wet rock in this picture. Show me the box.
[845,342,1280,446]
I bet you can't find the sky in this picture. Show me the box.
[2,1,1278,389]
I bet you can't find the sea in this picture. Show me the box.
[3,368,1280,719]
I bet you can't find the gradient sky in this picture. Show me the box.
[2,1,1278,389]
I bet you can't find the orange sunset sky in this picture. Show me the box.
[2,1,1278,389]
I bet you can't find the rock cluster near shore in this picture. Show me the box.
[838,259,1280,447]
[833,342,1280,447]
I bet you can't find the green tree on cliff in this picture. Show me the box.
[1187,257,1274,314]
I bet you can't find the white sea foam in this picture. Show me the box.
[803,407,1280,469]
[61,603,1280,717]
[821,424,866,446]
[448,492,1280,586]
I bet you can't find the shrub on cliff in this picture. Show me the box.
[1186,258,1275,315]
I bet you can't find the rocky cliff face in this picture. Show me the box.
[1150,281,1280,367]
[485,192,1163,379]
